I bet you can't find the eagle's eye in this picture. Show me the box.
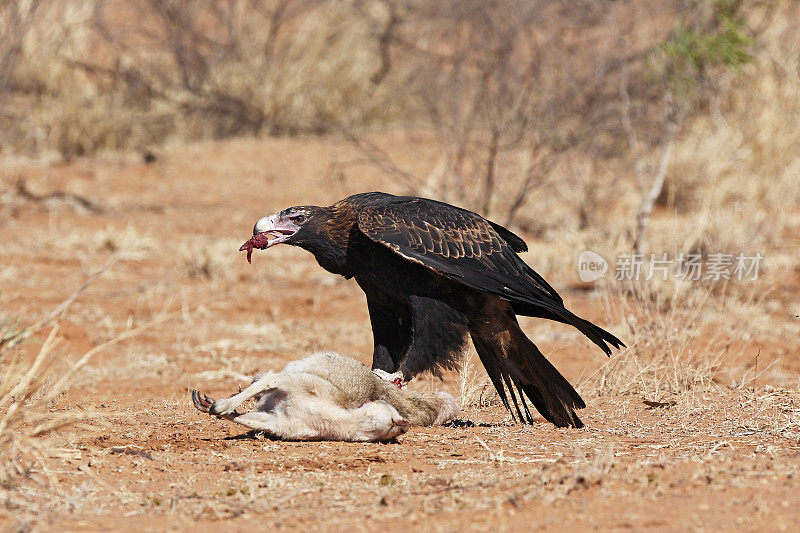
[290,214,307,225]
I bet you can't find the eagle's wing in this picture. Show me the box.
[355,196,563,304]
[355,196,623,355]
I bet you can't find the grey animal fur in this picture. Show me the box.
[192,351,459,442]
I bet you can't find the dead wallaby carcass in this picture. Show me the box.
[192,352,459,442]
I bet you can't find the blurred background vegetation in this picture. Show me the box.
[7,0,798,385]
[2,1,798,243]
[3,0,798,293]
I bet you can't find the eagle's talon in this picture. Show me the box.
[372,369,407,389]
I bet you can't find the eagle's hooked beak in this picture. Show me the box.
[239,214,299,263]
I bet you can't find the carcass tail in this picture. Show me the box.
[373,382,459,427]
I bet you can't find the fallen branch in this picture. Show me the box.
[14,179,105,214]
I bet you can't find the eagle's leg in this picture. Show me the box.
[397,297,469,379]
[360,281,413,376]
[371,347,397,376]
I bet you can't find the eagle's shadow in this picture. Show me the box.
[442,418,499,428]
[223,431,407,444]
[224,430,281,441]
[222,418,498,441]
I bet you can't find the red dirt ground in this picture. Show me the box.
[1,137,798,531]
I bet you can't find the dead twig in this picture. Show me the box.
[14,179,105,214]
[0,258,117,351]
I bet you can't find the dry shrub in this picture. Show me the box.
[1,1,120,158]
[628,3,800,257]
[1,0,408,158]
[0,323,81,490]
[338,0,651,226]
[388,0,593,222]
[666,68,800,254]
[94,225,155,259]
[0,319,64,489]
[0,0,46,97]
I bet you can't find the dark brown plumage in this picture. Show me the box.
[241,192,624,427]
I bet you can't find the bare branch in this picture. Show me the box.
[631,112,684,255]
[0,259,117,351]
[338,126,420,194]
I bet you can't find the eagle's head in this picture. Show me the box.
[239,205,330,263]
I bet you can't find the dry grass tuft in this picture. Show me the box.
[456,346,500,415]
[94,225,155,260]
[0,270,158,513]
[180,239,236,280]
[584,273,762,403]
[0,323,72,489]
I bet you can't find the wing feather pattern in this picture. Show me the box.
[354,194,624,355]
[355,196,560,299]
